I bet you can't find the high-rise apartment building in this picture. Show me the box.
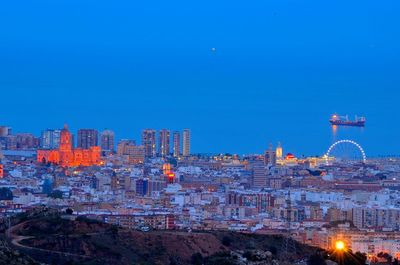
[182,129,190,157]
[15,133,39,150]
[77,129,98,149]
[251,161,268,188]
[0,126,12,150]
[100,130,115,153]
[158,129,170,157]
[40,129,61,149]
[142,129,156,158]
[172,131,180,158]
[264,143,277,166]
[0,126,11,137]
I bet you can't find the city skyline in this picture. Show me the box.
[1,0,399,156]
[0,122,394,157]
[1,1,400,264]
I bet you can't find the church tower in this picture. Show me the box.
[59,124,72,151]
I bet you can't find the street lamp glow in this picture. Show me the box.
[335,240,345,251]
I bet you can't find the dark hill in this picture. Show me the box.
[4,208,322,265]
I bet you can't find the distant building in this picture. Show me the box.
[142,129,156,158]
[15,133,39,150]
[37,124,102,167]
[264,143,276,166]
[158,129,170,157]
[100,130,115,153]
[40,129,61,149]
[226,191,274,213]
[4,136,17,150]
[117,139,135,155]
[0,164,3,178]
[77,129,98,149]
[269,177,282,189]
[147,179,167,196]
[117,140,144,164]
[0,126,11,136]
[135,178,166,197]
[251,161,268,188]
[125,145,145,164]
[182,129,190,157]
[276,142,283,159]
[172,131,180,158]
[135,178,148,196]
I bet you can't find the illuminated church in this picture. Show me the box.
[37,125,102,167]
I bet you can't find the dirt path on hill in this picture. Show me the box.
[6,221,93,259]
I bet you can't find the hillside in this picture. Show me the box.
[0,240,39,265]
[3,208,322,265]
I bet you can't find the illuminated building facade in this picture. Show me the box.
[0,164,3,178]
[163,163,175,183]
[37,125,102,167]
[276,142,283,159]
[142,129,156,158]
[172,131,180,158]
[158,129,170,157]
[182,129,190,157]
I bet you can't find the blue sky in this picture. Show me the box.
[0,0,399,156]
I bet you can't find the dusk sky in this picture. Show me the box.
[1,0,399,156]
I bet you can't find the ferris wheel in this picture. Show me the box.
[324,139,366,164]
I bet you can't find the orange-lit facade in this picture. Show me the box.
[0,164,3,178]
[37,125,102,167]
[163,163,175,184]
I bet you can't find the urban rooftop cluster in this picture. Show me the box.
[1,124,400,263]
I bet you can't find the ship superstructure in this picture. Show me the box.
[329,114,365,127]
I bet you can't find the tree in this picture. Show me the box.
[222,235,233,246]
[328,249,367,265]
[49,190,63,199]
[308,253,327,265]
[191,253,204,265]
[65,208,73,215]
[0,187,13,200]
[377,252,393,262]
[42,178,53,194]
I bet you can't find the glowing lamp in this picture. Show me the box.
[335,240,345,251]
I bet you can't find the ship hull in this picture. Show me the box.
[330,121,365,127]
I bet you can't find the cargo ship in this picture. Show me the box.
[329,114,365,127]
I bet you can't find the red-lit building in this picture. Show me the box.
[0,164,3,178]
[163,163,176,184]
[37,125,102,167]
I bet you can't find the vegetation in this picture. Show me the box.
[307,252,327,265]
[0,187,13,200]
[48,190,63,199]
[326,249,367,265]
[4,208,327,265]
